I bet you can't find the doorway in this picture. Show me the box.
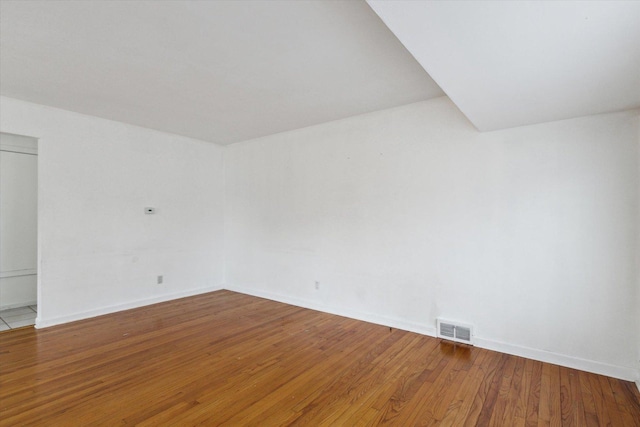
[0,132,38,330]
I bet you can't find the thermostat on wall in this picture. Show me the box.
[144,207,156,214]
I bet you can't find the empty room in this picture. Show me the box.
[1,0,639,425]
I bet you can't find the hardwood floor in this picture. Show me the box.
[1,290,639,426]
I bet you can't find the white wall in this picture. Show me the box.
[225,97,640,380]
[0,96,225,326]
[0,133,38,309]
[1,94,637,383]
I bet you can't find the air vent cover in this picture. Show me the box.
[437,319,474,345]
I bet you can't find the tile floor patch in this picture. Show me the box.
[6,318,36,329]
[2,312,37,322]
[0,307,33,317]
[0,305,37,330]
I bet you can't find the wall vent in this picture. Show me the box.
[436,319,474,345]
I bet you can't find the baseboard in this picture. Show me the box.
[0,300,37,311]
[225,285,638,382]
[636,379,640,393]
[225,284,436,339]
[473,337,638,382]
[35,285,223,329]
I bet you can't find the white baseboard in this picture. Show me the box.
[473,337,638,382]
[225,284,436,337]
[225,285,639,382]
[0,300,37,311]
[35,285,223,329]
[32,283,639,384]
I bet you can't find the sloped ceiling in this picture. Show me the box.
[0,0,443,145]
[2,1,638,143]
[367,0,640,131]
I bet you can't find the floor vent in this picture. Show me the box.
[437,319,474,345]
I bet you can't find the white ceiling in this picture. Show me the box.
[367,1,640,131]
[0,0,443,145]
[2,1,638,142]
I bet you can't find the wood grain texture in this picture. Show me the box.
[1,290,639,426]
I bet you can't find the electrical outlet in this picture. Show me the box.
[315,281,320,290]
[157,275,163,284]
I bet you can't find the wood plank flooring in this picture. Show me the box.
[1,290,639,426]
